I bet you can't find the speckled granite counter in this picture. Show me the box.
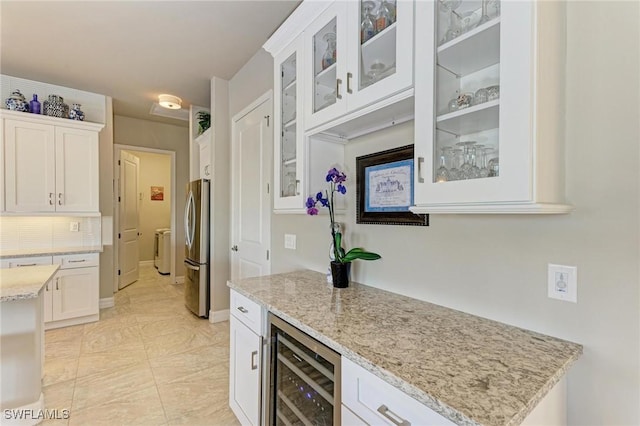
[0,246,102,259]
[0,264,60,302]
[228,270,582,426]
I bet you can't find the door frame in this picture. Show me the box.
[230,90,273,280]
[113,144,177,292]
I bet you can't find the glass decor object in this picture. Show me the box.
[321,32,337,70]
[375,0,395,33]
[361,1,376,43]
[29,94,41,114]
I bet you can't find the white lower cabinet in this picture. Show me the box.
[2,253,100,329]
[229,290,264,426]
[342,357,455,426]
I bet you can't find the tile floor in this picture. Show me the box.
[42,264,240,426]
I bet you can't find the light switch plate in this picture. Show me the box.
[548,264,577,303]
[284,234,296,250]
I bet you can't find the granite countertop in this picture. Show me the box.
[228,270,583,426]
[0,265,60,302]
[0,246,103,259]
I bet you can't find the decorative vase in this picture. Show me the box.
[5,90,29,112]
[43,94,68,118]
[29,94,41,114]
[330,261,351,288]
[69,103,85,121]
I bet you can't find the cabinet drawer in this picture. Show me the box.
[230,289,263,335]
[2,256,53,268]
[342,357,455,426]
[54,253,99,269]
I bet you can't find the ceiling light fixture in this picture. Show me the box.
[158,94,182,110]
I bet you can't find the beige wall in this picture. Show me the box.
[270,2,640,424]
[124,150,171,262]
[113,115,189,279]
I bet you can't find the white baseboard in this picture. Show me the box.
[209,309,229,323]
[139,260,154,266]
[175,276,184,284]
[99,297,115,309]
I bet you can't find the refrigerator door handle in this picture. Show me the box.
[184,260,200,271]
[184,191,195,249]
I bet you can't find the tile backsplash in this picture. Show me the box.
[0,216,101,252]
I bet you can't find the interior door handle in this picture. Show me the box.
[251,350,258,370]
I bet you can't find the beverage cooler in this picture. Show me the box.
[267,314,341,425]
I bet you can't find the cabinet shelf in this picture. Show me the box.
[283,79,297,96]
[283,118,297,131]
[315,62,337,89]
[361,23,397,76]
[194,127,212,145]
[436,99,499,135]
[437,17,501,76]
[283,158,297,166]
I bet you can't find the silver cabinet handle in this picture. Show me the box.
[295,180,300,195]
[251,350,258,370]
[347,72,353,94]
[45,283,50,291]
[68,259,86,263]
[336,78,343,99]
[184,261,200,271]
[417,157,425,183]
[49,193,54,205]
[377,405,411,426]
[237,306,248,314]
[204,165,210,176]
[58,193,63,205]
[55,278,60,291]
[16,263,37,267]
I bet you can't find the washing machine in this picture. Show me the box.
[154,228,170,271]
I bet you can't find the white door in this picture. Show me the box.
[55,127,99,212]
[4,119,56,212]
[231,96,272,280]
[52,267,99,321]
[118,151,140,289]
[229,316,261,425]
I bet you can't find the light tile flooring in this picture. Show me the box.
[42,264,240,426]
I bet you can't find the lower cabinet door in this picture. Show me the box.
[52,267,99,321]
[230,315,261,426]
[43,280,53,322]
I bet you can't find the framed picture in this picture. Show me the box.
[356,145,428,226]
[150,186,164,201]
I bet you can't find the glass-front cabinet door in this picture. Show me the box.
[274,35,305,211]
[304,3,348,130]
[412,1,571,213]
[304,0,414,132]
[345,0,414,112]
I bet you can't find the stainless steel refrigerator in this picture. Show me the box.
[184,179,210,318]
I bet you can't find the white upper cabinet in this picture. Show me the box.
[304,0,414,131]
[274,35,305,211]
[412,0,572,214]
[2,111,102,213]
[196,128,212,179]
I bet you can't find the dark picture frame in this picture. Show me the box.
[356,145,428,226]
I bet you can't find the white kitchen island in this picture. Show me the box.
[0,265,59,425]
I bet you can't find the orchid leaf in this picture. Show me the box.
[342,248,381,263]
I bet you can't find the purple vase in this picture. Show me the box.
[29,94,41,114]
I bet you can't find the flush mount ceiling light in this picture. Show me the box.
[158,94,182,110]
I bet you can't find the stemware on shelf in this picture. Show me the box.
[361,1,376,43]
[375,0,395,33]
[438,0,462,44]
[488,157,500,177]
[435,147,452,182]
[478,0,491,25]
[456,141,477,180]
[321,32,337,71]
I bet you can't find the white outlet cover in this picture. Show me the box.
[69,222,80,232]
[548,264,577,303]
[284,234,296,250]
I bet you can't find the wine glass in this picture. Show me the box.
[439,0,462,44]
[478,0,491,25]
[488,157,500,177]
[435,147,452,182]
[449,148,463,181]
[361,1,376,43]
[456,141,477,179]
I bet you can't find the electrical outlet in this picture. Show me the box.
[284,234,296,250]
[548,264,577,303]
[69,221,80,232]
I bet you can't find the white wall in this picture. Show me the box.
[113,115,189,278]
[269,2,640,424]
[124,150,171,262]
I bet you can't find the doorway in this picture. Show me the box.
[114,144,176,292]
